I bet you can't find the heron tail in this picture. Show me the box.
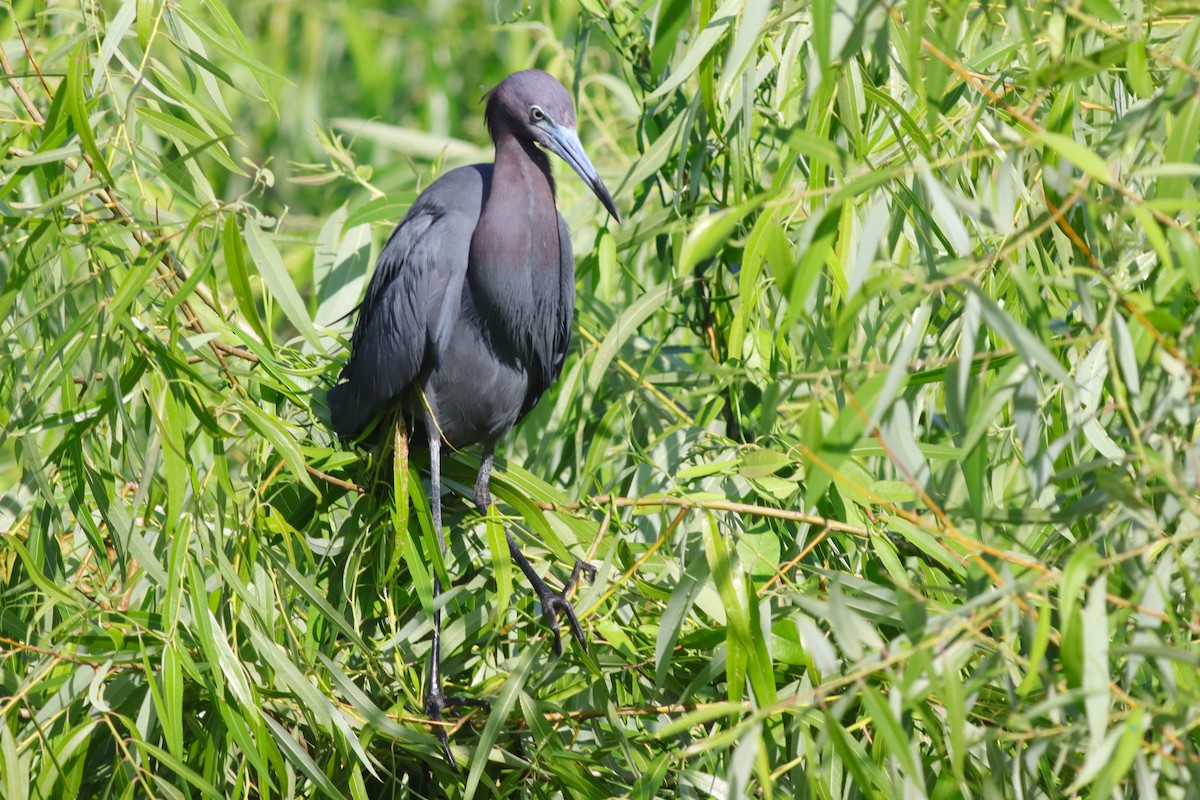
[327,383,369,440]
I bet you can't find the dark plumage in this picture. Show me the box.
[328,70,618,767]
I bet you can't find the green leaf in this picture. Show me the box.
[223,215,270,348]
[1036,130,1112,187]
[485,504,512,628]
[262,714,349,800]
[65,43,115,185]
[397,448,435,614]
[588,277,690,392]
[137,105,246,174]
[679,200,759,274]
[645,0,742,102]
[464,646,541,800]
[243,221,327,353]
[236,396,318,494]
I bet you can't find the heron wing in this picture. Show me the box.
[329,166,487,437]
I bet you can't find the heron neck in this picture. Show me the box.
[491,131,556,211]
[468,131,563,372]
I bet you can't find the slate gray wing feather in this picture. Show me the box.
[328,166,487,437]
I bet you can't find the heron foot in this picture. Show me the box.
[565,559,597,595]
[425,689,490,769]
[537,560,596,656]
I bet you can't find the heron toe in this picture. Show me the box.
[535,560,595,656]
[565,560,597,594]
[425,689,491,770]
[537,586,584,656]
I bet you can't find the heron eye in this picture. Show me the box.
[530,106,545,122]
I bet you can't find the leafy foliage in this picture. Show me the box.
[3,0,1200,798]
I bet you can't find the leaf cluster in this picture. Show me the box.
[2,0,1200,798]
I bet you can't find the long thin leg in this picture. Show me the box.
[472,449,495,512]
[423,430,486,769]
[473,451,596,655]
[506,533,594,655]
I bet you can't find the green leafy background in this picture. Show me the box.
[3,0,1199,797]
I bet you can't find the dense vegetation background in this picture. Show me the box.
[3,0,1199,797]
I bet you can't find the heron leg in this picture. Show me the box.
[505,533,595,655]
[473,451,594,654]
[564,559,598,596]
[473,449,495,511]
[424,432,488,770]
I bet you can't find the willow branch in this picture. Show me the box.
[535,494,869,536]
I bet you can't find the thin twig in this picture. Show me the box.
[0,43,45,125]
[263,459,368,494]
[534,494,869,535]
[306,465,366,494]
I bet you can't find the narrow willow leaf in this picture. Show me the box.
[315,210,370,329]
[737,447,792,479]
[920,166,971,256]
[966,284,1073,385]
[235,397,318,494]
[655,702,747,739]
[1017,595,1054,696]
[30,722,96,800]
[825,710,892,793]
[704,514,750,705]
[656,560,708,686]
[132,741,223,800]
[651,0,692,76]
[158,377,188,536]
[588,278,689,392]
[342,194,418,229]
[317,654,425,744]
[137,105,245,174]
[1036,131,1112,186]
[726,724,760,799]
[97,0,138,88]
[679,200,759,274]
[399,458,435,614]
[804,372,887,509]
[137,0,156,49]
[1,724,27,800]
[862,687,923,786]
[243,222,327,353]
[615,105,689,194]
[66,43,115,185]
[1086,707,1147,798]
[1111,312,1140,397]
[1083,574,1111,747]
[262,714,349,800]
[1159,98,1200,200]
[718,0,770,103]
[868,303,929,433]
[223,215,269,347]
[485,504,512,627]
[464,646,541,800]
[645,0,743,102]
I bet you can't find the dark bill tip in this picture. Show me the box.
[547,124,621,224]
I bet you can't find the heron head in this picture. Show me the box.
[486,70,620,223]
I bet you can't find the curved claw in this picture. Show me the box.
[426,691,491,770]
[565,560,598,595]
[537,560,596,656]
[539,591,585,655]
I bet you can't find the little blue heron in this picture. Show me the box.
[327,70,619,766]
